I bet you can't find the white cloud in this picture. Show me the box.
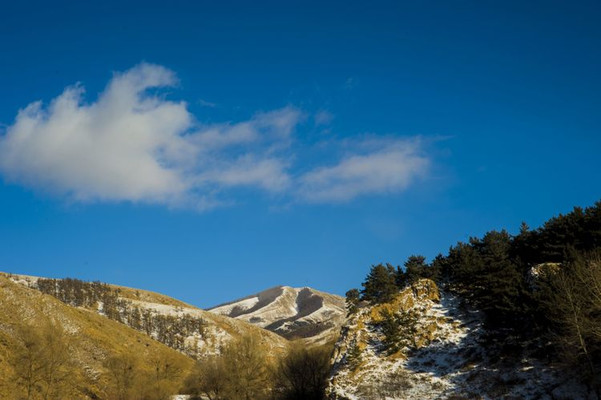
[297,138,430,203]
[0,64,192,205]
[200,156,291,192]
[193,107,302,151]
[0,63,431,209]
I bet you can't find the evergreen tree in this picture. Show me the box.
[378,309,418,355]
[403,255,427,284]
[345,289,360,315]
[345,343,362,371]
[361,264,398,304]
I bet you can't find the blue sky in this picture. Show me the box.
[0,0,600,307]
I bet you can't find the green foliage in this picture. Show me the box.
[514,201,601,265]
[377,309,418,355]
[403,255,428,285]
[345,289,360,315]
[361,264,398,304]
[440,202,601,333]
[447,231,527,329]
[394,255,441,289]
[345,342,362,371]
[353,199,601,389]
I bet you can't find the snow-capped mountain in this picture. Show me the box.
[208,285,346,344]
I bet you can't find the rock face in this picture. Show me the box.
[327,279,593,400]
[208,285,346,344]
[528,262,561,288]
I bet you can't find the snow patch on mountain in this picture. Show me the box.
[209,285,346,343]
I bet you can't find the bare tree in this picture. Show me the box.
[543,252,601,382]
[273,342,331,400]
[183,334,272,400]
[12,319,77,400]
[104,352,140,400]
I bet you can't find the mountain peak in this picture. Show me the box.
[208,285,346,344]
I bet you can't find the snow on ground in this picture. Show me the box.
[328,289,474,400]
[127,298,205,318]
[123,298,232,356]
[3,273,40,288]
[327,282,594,400]
[208,285,346,342]
[209,295,260,315]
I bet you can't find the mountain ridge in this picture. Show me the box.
[208,284,347,344]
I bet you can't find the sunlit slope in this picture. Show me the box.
[3,273,288,358]
[0,274,194,399]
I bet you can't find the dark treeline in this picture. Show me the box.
[347,200,601,386]
[34,278,206,356]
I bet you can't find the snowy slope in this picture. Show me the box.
[209,285,346,343]
[327,279,594,400]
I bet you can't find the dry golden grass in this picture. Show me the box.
[0,275,194,399]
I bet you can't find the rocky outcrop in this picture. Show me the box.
[327,279,593,400]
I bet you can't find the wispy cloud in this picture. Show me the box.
[197,98,217,108]
[0,63,431,210]
[297,137,429,202]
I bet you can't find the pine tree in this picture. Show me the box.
[403,255,427,284]
[361,264,397,304]
[378,309,418,355]
[345,289,360,315]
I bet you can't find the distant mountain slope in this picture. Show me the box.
[208,285,346,344]
[2,273,288,359]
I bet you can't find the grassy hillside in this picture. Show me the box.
[0,274,194,399]
[2,273,288,360]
